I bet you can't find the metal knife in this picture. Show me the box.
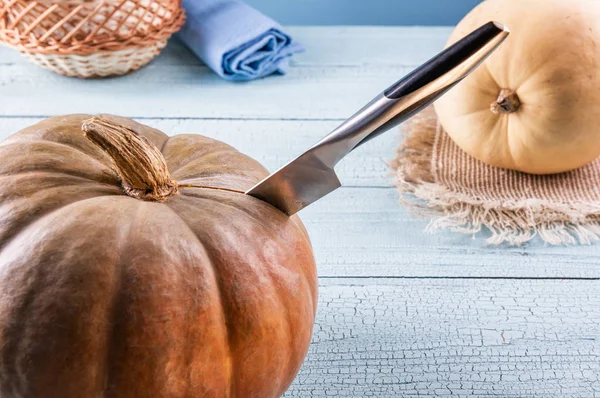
[246,21,510,216]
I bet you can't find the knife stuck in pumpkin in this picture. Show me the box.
[246,21,510,216]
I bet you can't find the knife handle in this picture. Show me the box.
[354,21,509,149]
[384,21,507,100]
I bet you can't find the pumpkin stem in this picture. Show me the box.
[82,117,178,201]
[490,89,521,114]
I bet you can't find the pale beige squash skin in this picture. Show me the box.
[0,115,317,398]
[434,0,600,174]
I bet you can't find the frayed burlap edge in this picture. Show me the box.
[391,115,600,246]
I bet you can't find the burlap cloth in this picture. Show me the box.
[391,108,600,246]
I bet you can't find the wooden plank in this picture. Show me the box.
[3,117,599,278]
[0,117,397,188]
[0,62,416,119]
[0,27,452,119]
[290,26,451,66]
[0,26,452,66]
[0,113,595,277]
[286,278,600,397]
[1,115,598,277]
[303,188,600,278]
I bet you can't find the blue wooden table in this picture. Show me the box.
[1,27,599,397]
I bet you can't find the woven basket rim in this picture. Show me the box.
[2,36,169,55]
[21,39,168,78]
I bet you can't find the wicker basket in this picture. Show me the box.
[0,0,185,78]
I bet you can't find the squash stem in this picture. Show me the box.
[490,89,521,114]
[82,117,178,201]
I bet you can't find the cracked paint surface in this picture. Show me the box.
[285,279,600,397]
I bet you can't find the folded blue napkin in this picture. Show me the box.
[177,0,304,81]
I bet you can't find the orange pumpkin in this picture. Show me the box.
[0,115,317,397]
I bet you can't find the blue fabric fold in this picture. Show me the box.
[177,0,304,81]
